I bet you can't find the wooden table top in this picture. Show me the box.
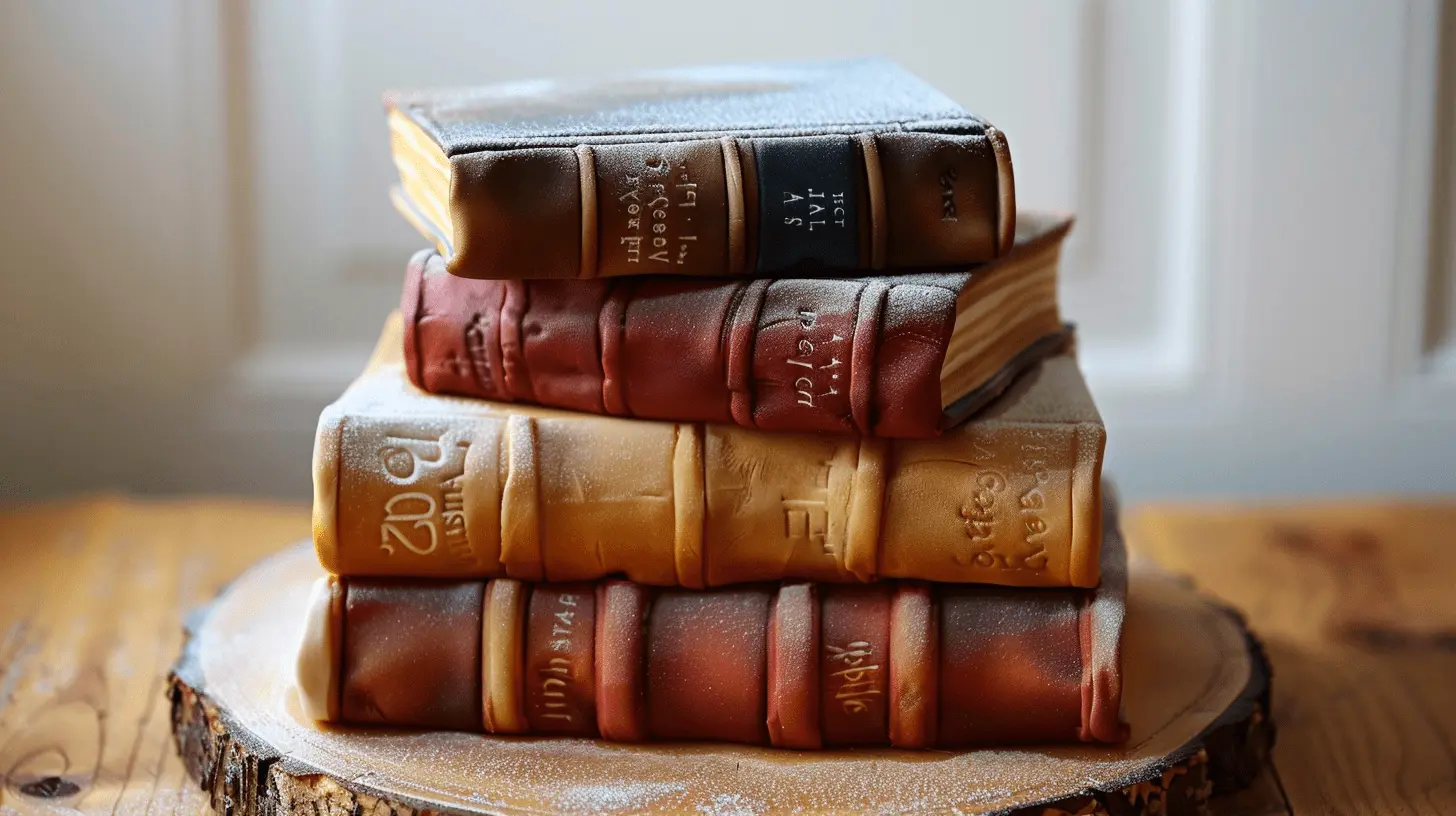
[0,495,1452,815]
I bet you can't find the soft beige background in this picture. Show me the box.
[1,0,1454,501]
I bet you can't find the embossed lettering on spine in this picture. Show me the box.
[313,314,1105,589]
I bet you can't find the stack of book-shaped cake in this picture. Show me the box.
[295,57,1128,750]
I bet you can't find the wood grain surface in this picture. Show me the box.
[1129,501,1456,816]
[0,497,308,816]
[166,544,1271,816]
[0,495,1452,815]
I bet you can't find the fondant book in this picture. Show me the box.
[387,57,1015,280]
[296,499,1126,749]
[313,314,1106,588]
[404,212,1071,438]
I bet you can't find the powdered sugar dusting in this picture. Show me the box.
[552,781,688,812]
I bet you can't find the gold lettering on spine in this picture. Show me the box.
[619,180,642,263]
[779,189,845,232]
[1016,443,1051,571]
[617,153,700,268]
[786,309,845,409]
[826,641,881,714]
[538,592,580,722]
[953,440,1057,574]
[375,429,474,565]
[380,492,438,555]
[646,161,671,264]
[959,470,1003,548]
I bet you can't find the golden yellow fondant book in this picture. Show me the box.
[312,315,1105,588]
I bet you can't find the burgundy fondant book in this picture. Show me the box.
[296,497,1126,749]
[403,212,1071,438]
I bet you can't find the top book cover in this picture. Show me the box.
[387,57,1015,280]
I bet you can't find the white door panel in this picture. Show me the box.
[1,0,1452,499]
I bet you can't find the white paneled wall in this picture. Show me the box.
[1,0,1453,500]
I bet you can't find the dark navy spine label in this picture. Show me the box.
[753,136,859,274]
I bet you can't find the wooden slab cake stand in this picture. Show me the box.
[168,546,1272,816]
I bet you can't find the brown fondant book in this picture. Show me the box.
[314,315,1104,588]
[387,58,1014,280]
[404,212,1071,438]
[296,499,1126,749]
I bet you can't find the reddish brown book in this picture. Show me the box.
[403,212,1070,438]
[387,58,1015,281]
[295,498,1126,749]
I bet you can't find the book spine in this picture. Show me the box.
[444,131,1013,280]
[526,583,596,735]
[313,406,1103,588]
[402,251,957,437]
[877,418,1107,588]
[297,565,1125,748]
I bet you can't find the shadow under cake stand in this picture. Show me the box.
[168,545,1272,816]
